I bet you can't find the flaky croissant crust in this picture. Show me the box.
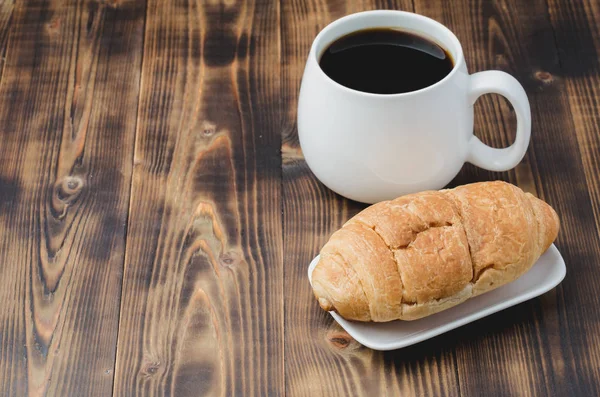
[311,181,560,322]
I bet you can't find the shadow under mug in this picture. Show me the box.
[297,10,531,204]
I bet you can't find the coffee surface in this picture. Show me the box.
[319,28,454,94]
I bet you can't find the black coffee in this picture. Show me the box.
[319,28,453,94]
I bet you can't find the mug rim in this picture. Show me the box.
[310,10,465,98]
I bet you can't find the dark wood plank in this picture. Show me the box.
[113,0,283,395]
[0,0,14,83]
[282,1,464,396]
[545,0,600,392]
[415,0,600,395]
[0,0,144,395]
[547,0,600,247]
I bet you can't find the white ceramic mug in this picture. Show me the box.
[298,10,531,204]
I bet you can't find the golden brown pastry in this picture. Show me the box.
[311,181,560,322]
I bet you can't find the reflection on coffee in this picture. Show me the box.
[319,28,454,94]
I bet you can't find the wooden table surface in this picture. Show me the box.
[0,0,599,396]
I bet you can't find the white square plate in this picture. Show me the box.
[308,244,566,351]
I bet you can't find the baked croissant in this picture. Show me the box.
[311,181,560,322]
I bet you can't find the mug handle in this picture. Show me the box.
[467,71,531,172]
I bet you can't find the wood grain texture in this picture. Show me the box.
[284,0,600,396]
[547,0,600,247]
[0,0,144,395]
[545,0,600,393]
[282,1,462,396]
[0,0,599,395]
[0,0,14,83]
[416,0,600,395]
[113,0,283,395]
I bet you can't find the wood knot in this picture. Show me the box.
[219,251,241,267]
[201,121,217,136]
[141,360,161,377]
[56,176,84,202]
[535,71,554,84]
[46,18,61,34]
[327,331,353,349]
[64,176,82,192]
